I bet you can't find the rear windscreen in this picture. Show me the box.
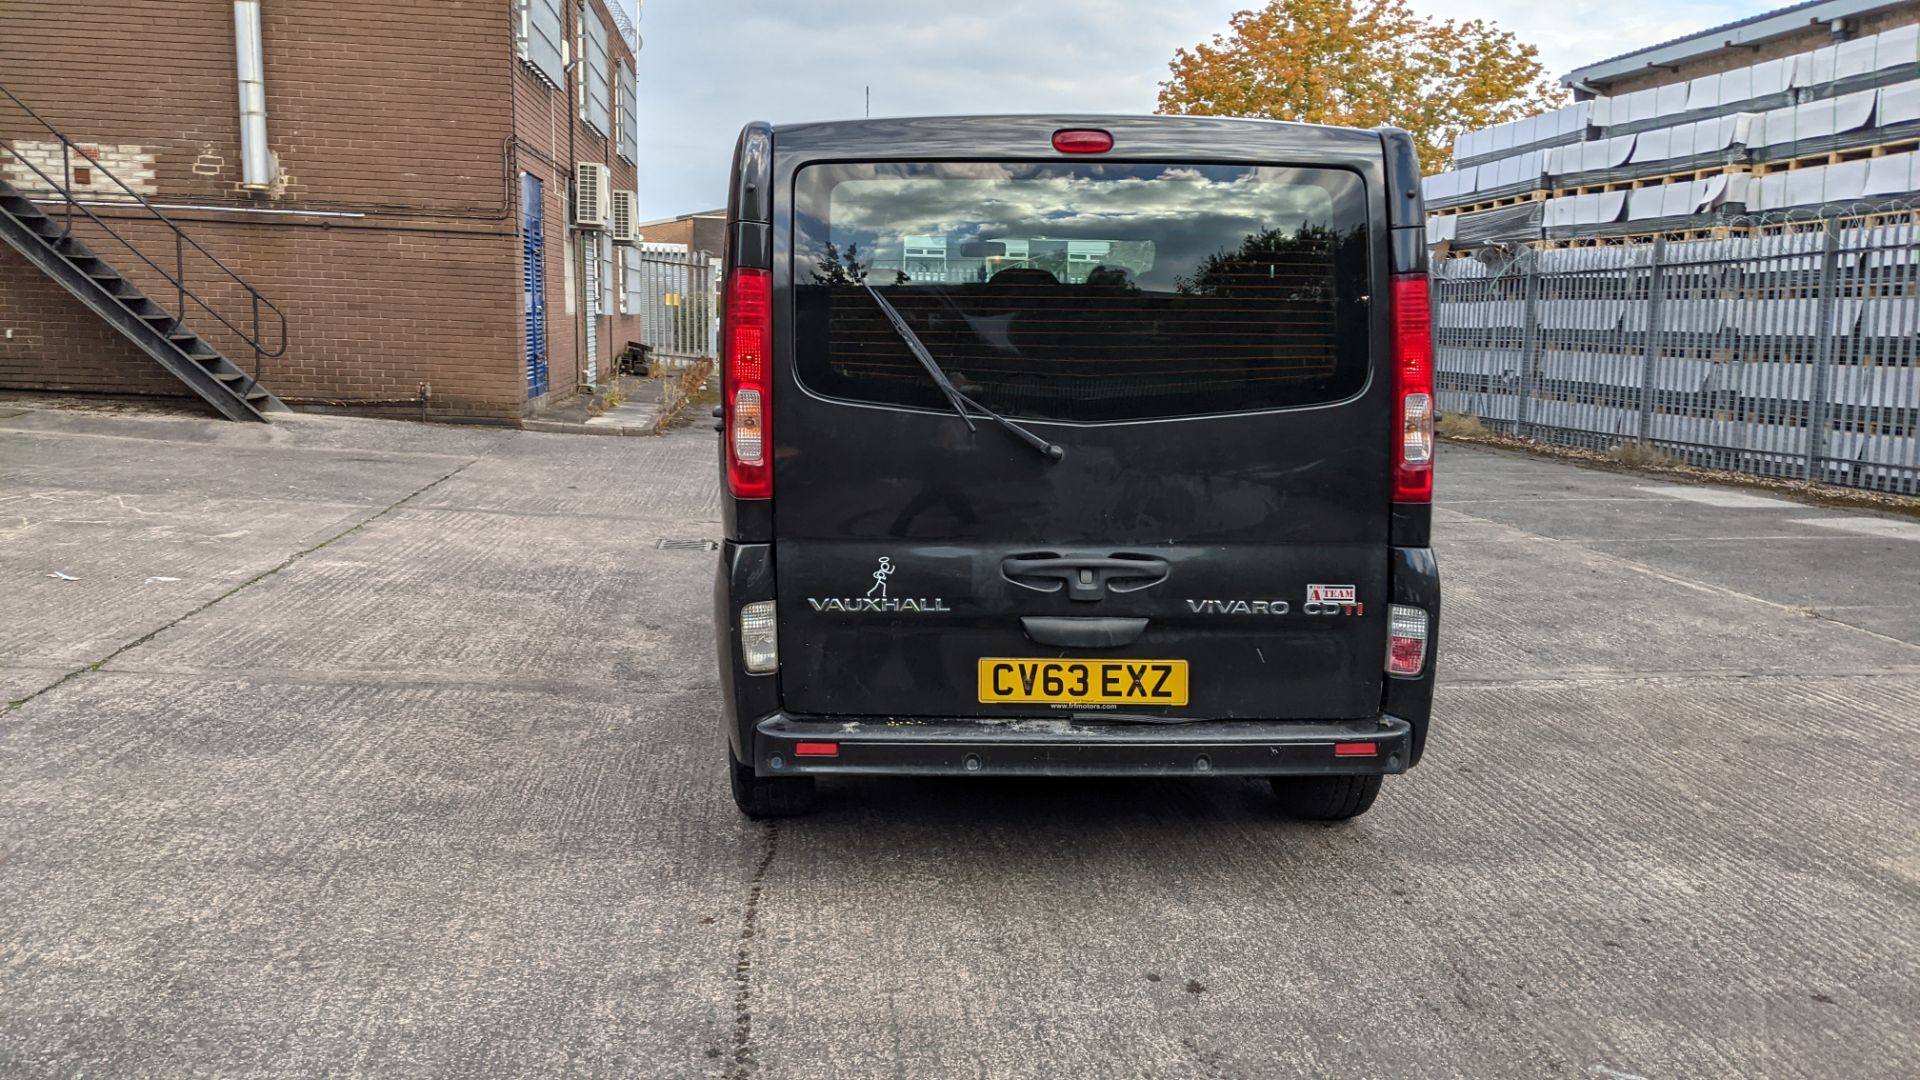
[792,162,1370,424]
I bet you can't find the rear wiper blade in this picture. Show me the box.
[861,281,1063,462]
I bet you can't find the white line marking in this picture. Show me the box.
[1445,506,1920,655]
[1790,516,1920,541]
[1447,496,1661,504]
[1443,535,1885,545]
[1633,484,1798,509]
[1583,535,1892,544]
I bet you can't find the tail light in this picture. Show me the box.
[724,267,773,499]
[1391,272,1434,502]
[740,600,778,673]
[1386,604,1429,677]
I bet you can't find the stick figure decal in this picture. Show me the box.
[867,557,894,599]
[805,554,950,614]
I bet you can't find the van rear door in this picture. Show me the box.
[770,122,1391,722]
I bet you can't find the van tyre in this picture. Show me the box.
[729,749,816,819]
[1270,774,1382,820]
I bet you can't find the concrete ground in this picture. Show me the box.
[2,405,1916,1079]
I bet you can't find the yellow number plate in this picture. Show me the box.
[977,658,1189,706]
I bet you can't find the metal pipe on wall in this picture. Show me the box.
[233,0,275,192]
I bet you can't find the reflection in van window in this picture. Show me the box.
[793,163,1370,424]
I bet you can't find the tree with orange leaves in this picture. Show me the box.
[1156,0,1565,172]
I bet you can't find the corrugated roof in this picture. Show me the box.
[1563,0,1910,87]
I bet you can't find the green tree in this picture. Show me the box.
[1175,224,1353,299]
[811,241,908,286]
[1157,0,1565,172]
[810,241,869,285]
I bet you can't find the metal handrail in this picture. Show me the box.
[0,82,287,392]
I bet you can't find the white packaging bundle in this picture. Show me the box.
[1752,57,1792,98]
[1863,150,1917,197]
[1686,72,1721,112]
[1881,81,1920,126]
[1655,81,1691,117]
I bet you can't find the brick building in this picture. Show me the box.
[0,0,646,422]
[635,208,725,259]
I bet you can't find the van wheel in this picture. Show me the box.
[729,749,816,819]
[1270,775,1382,820]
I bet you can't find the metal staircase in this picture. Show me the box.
[0,84,287,421]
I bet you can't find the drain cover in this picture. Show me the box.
[656,538,719,551]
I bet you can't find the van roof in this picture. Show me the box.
[766,114,1388,164]
[774,112,1381,136]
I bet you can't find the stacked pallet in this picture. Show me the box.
[1426,23,1920,249]
[1431,221,1920,493]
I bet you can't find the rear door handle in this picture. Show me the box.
[1002,554,1170,602]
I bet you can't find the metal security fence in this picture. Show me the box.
[633,244,718,368]
[1433,213,1920,494]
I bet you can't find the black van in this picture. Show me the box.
[712,115,1438,820]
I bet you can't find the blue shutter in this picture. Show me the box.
[521,174,549,398]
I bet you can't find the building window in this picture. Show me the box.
[580,4,611,137]
[616,59,638,164]
[621,246,641,314]
[515,0,564,89]
[602,233,615,315]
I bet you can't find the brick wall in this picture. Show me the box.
[0,244,184,399]
[635,213,725,258]
[510,0,642,402]
[0,0,517,213]
[0,0,645,420]
[1,142,158,200]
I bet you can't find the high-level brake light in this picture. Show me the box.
[1052,129,1113,154]
[1391,272,1434,503]
[724,267,773,498]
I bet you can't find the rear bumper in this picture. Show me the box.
[750,713,1412,778]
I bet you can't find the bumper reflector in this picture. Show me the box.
[1333,742,1378,757]
[741,600,778,674]
[794,742,839,757]
[1387,604,1429,677]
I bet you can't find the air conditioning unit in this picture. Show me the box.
[610,190,638,244]
[573,162,610,229]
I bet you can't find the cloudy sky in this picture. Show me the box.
[631,0,1764,220]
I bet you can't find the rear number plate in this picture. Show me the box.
[977,659,1189,706]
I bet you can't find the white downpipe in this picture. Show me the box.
[233,0,275,191]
